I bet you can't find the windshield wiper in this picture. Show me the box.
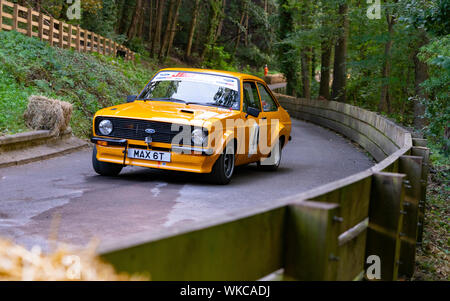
[205,102,233,109]
[140,97,187,104]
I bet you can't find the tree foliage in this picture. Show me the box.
[7,0,449,153]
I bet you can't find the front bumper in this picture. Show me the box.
[91,137,218,174]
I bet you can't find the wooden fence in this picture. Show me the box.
[98,95,430,281]
[0,0,134,61]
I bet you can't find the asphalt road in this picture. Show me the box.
[0,119,373,251]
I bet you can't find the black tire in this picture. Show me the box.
[210,142,235,185]
[92,146,123,176]
[257,139,282,172]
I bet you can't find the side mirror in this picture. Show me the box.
[247,107,261,118]
[126,95,137,103]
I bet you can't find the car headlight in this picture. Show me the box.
[192,128,207,146]
[98,119,113,136]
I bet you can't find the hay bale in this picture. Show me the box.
[264,74,287,85]
[0,239,148,281]
[23,96,73,136]
[59,101,73,131]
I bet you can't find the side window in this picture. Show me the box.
[243,82,262,112]
[257,83,278,112]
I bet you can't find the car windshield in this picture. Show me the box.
[138,71,241,110]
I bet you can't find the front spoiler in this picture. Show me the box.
[91,137,214,156]
[91,137,127,147]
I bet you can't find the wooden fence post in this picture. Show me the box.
[102,37,106,55]
[26,7,32,37]
[68,24,72,49]
[76,25,80,52]
[0,0,3,32]
[284,201,340,280]
[49,17,54,46]
[398,155,423,278]
[113,42,117,57]
[59,21,64,48]
[38,12,43,41]
[12,3,18,31]
[92,32,96,53]
[412,138,427,148]
[411,146,430,244]
[84,30,88,53]
[365,172,406,281]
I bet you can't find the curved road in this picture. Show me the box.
[0,119,373,251]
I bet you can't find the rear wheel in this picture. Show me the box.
[210,142,235,185]
[257,139,282,171]
[92,146,123,176]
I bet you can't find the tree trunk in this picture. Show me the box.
[127,0,144,40]
[378,14,395,113]
[137,0,147,39]
[159,0,176,59]
[413,30,429,129]
[319,40,332,100]
[186,0,200,58]
[201,0,223,61]
[331,3,349,103]
[301,48,311,99]
[244,12,249,46]
[116,0,127,33]
[234,5,246,56]
[311,48,316,81]
[165,0,182,58]
[215,0,226,43]
[148,0,154,42]
[277,0,298,96]
[151,0,165,57]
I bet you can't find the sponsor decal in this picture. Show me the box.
[152,71,239,91]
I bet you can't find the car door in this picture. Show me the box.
[236,81,262,164]
[256,82,280,156]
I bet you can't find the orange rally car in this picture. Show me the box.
[91,68,292,184]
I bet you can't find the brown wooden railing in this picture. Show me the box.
[0,0,134,61]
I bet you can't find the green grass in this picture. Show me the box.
[0,30,273,138]
[0,30,157,138]
[414,142,450,281]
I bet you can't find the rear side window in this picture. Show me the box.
[243,82,262,112]
[257,83,278,112]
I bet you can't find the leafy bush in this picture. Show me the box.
[126,37,149,56]
[418,35,450,155]
[236,45,275,70]
[0,30,155,137]
[203,45,238,71]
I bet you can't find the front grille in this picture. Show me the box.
[95,117,192,144]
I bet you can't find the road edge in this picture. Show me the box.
[0,129,89,168]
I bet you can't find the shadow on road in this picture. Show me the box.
[86,163,294,186]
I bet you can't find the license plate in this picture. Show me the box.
[128,149,171,162]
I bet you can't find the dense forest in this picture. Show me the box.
[9,0,449,154]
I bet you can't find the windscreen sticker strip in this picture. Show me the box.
[152,71,239,91]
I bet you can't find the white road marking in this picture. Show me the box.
[151,182,168,197]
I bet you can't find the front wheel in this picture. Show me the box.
[257,139,282,171]
[210,142,235,185]
[92,146,123,176]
